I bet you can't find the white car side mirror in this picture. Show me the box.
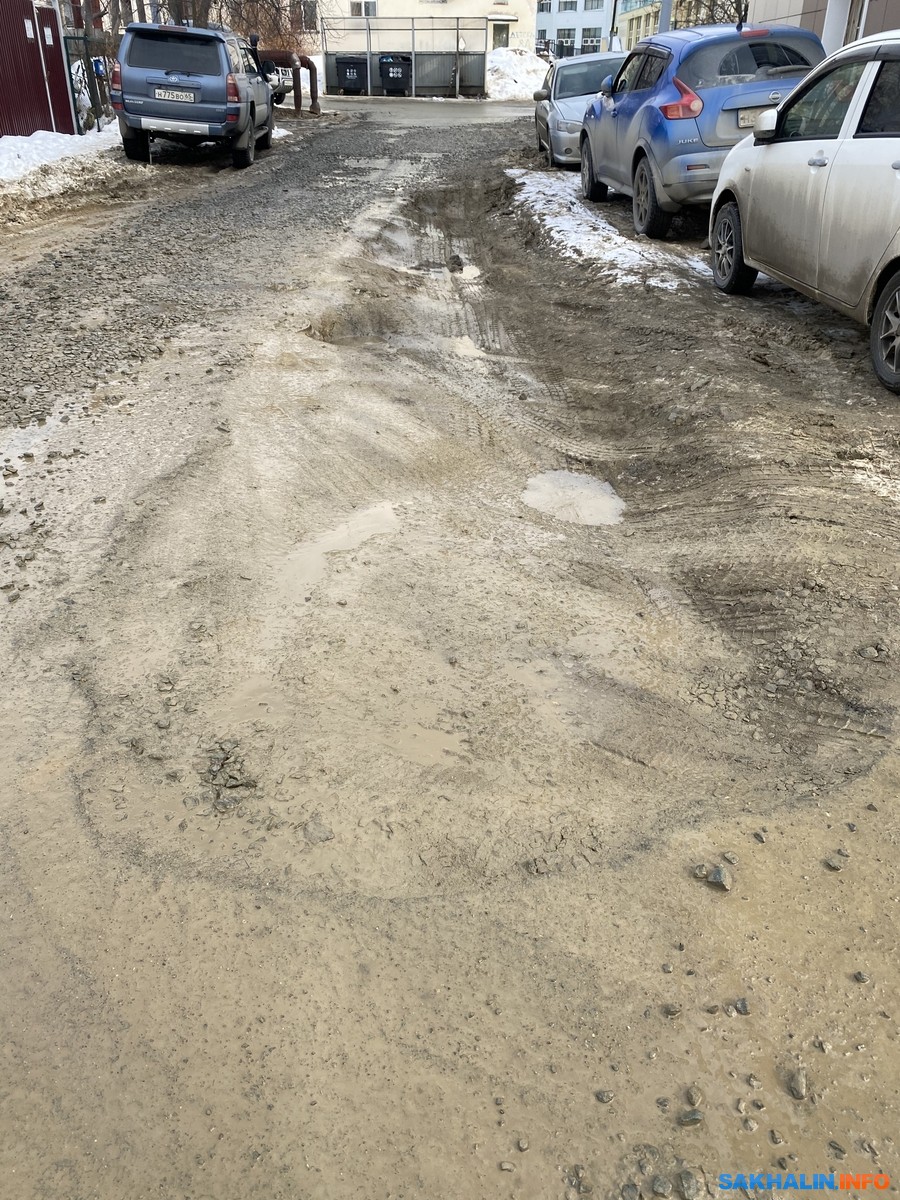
[753,107,778,141]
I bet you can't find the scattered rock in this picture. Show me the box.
[652,1178,673,1197]
[517,1138,529,1152]
[595,1090,615,1104]
[303,815,334,845]
[723,851,738,864]
[753,830,766,843]
[678,1109,704,1127]
[743,1117,759,1133]
[770,1129,785,1145]
[706,864,733,891]
[499,1161,514,1171]
[661,963,673,974]
[692,863,709,880]
[662,1003,681,1018]
[828,1140,847,1160]
[748,1074,763,1089]
[824,855,844,871]
[447,254,464,273]
[788,1068,808,1100]
[853,971,871,983]
[622,1185,639,1200]
[735,997,751,1015]
[686,1085,703,1107]
[677,1169,703,1200]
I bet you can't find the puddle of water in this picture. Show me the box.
[448,335,485,359]
[522,470,625,526]
[277,501,398,597]
[0,409,67,460]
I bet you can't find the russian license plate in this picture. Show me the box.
[738,108,761,129]
[155,87,194,102]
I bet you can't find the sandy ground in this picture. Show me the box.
[1,103,898,1199]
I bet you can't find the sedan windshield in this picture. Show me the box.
[555,60,621,99]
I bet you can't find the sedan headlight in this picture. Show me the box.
[553,118,583,134]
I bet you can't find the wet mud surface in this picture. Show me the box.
[1,105,897,1198]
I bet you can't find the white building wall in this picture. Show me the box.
[534,0,615,51]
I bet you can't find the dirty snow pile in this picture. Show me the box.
[506,168,711,287]
[486,48,548,101]
[0,126,121,185]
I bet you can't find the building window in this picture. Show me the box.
[582,25,602,39]
[538,0,551,9]
[537,27,547,38]
[350,0,376,14]
[584,0,604,8]
[557,26,575,39]
[558,0,578,9]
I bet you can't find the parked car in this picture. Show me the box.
[711,30,900,392]
[269,65,294,105]
[110,22,277,168]
[534,52,627,166]
[579,23,825,237]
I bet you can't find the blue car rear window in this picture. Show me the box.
[127,32,222,75]
[679,36,823,91]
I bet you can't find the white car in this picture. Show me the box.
[710,29,900,392]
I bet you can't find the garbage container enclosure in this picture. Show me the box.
[335,54,368,94]
[379,55,411,96]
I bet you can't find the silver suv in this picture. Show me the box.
[711,29,900,392]
[111,23,276,168]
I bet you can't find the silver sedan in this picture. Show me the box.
[534,52,627,167]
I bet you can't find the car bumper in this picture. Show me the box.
[119,111,235,139]
[549,128,581,165]
[659,148,729,205]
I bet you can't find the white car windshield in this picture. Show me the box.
[556,60,622,99]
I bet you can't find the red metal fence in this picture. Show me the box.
[0,0,77,137]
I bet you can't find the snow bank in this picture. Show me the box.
[0,126,121,185]
[506,168,711,288]
[486,48,548,101]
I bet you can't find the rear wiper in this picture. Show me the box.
[763,64,812,77]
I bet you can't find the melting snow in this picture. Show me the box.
[486,48,549,102]
[506,168,712,289]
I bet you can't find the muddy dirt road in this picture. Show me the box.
[1,103,898,1199]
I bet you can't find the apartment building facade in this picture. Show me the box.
[535,0,615,56]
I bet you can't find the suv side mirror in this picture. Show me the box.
[599,74,613,96]
[753,107,778,141]
[533,88,549,101]
[262,60,277,77]
[249,32,260,47]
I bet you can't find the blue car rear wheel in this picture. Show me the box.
[632,157,672,239]
[580,140,608,202]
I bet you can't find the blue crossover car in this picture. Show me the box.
[579,24,826,236]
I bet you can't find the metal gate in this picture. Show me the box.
[0,0,77,136]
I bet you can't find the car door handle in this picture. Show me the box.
[808,155,828,167]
